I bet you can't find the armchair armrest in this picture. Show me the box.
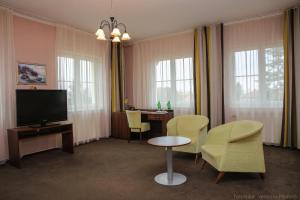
[228,122,263,143]
[167,118,177,136]
[206,123,232,145]
[198,118,209,132]
[228,129,262,143]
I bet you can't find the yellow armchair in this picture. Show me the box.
[201,120,265,183]
[126,110,150,142]
[167,115,209,163]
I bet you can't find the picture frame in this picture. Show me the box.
[17,63,47,85]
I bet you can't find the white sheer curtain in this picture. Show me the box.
[131,31,194,115]
[56,25,110,144]
[0,7,15,162]
[224,14,284,145]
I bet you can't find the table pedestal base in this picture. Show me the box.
[154,172,187,186]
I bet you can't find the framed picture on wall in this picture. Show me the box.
[17,63,47,85]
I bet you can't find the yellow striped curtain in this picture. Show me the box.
[193,25,224,129]
[193,29,201,115]
[281,8,300,148]
[111,42,125,112]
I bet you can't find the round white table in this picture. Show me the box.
[148,136,191,186]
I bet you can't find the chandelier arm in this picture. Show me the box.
[100,20,111,30]
[112,19,118,28]
[116,23,127,32]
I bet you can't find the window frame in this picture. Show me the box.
[155,57,193,109]
[231,44,284,108]
[57,56,102,112]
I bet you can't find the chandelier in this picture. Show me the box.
[95,17,131,42]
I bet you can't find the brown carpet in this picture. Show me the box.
[0,138,299,200]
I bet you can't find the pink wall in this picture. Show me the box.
[13,16,60,156]
[14,16,56,89]
[124,45,133,105]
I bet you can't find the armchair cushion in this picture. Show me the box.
[131,122,150,133]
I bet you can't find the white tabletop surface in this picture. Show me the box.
[148,136,191,147]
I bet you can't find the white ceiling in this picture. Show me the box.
[0,0,299,41]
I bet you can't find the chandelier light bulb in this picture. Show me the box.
[97,33,106,40]
[111,28,121,37]
[95,28,104,36]
[121,32,131,41]
[112,36,121,43]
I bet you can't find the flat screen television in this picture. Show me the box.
[16,89,68,127]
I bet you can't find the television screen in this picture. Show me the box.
[16,89,68,126]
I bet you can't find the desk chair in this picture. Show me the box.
[201,120,265,184]
[125,110,151,143]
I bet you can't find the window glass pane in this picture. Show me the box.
[264,46,284,104]
[156,62,162,81]
[184,58,192,79]
[58,56,74,81]
[156,81,171,105]
[57,56,75,111]
[155,57,193,109]
[175,80,192,107]
[166,61,171,80]
[233,46,283,108]
[175,59,183,80]
[79,59,96,110]
[235,51,246,76]
[162,61,167,81]
[156,60,170,82]
[156,82,162,99]
[57,56,99,111]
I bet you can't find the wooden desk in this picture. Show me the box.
[111,110,174,139]
[7,123,74,168]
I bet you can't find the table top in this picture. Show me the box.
[148,136,191,147]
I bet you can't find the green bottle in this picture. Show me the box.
[157,101,161,111]
[167,101,171,110]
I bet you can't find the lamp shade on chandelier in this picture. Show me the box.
[95,17,131,42]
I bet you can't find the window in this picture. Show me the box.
[57,57,75,110]
[264,46,284,103]
[175,58,193,107]
[155,57,193,108]
[57,56,99,111]
[79,60,96,108]
[233,46,284,107]
[156,60,171,106]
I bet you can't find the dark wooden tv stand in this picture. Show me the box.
[7,123,73,168]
